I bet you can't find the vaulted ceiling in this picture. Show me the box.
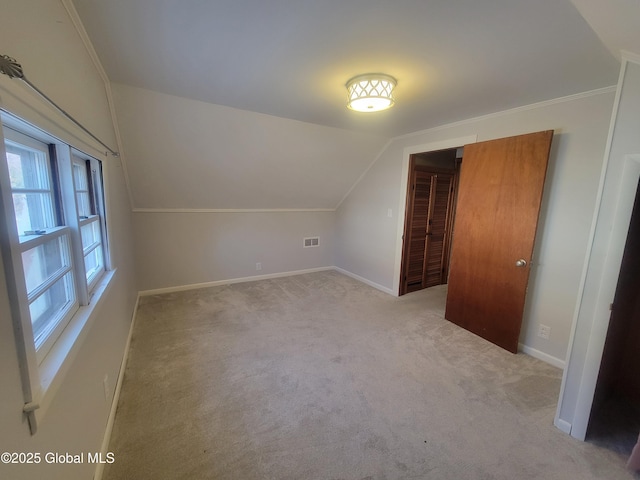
[71,0,626,138]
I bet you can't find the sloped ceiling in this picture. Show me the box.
[569,0,640,61]
[68,0,625,210]
[72,0,619,138]
[111,84,389,210]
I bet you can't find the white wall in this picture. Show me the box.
[112,84,388,292]
[335,89,616,366]
[111,84,388,210]
[0,2,137,479]
[134,211,334,292]
[557,56,640,438]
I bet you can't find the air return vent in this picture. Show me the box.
[303,237,319,248]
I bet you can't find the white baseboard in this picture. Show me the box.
[138,266,396,297]
[139,266,334,296]
[554,417,572,435]
[94,293,140,480]
[332,267,395,295]
[519,343,566,369]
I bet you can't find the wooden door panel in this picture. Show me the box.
[424,237,444,286]
[401,164,458,295]
[445,131,553,353]
[424,174,454,288]
[405,172,433,292]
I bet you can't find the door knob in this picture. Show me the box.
[515,259,527,267]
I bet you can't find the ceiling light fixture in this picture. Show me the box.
[346,73,396,112]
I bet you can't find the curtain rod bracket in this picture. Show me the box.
[0,54,120,158]
[0,54,24,79]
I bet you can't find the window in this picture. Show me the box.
[0,113,113,433]
[4,129,78,364]
[72,155,106,290]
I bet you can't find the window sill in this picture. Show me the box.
[30,268,117,432]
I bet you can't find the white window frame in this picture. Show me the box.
[2,128,80,365]
[20,229,78,365]
[71,153,107,293]
[0,111,115,435]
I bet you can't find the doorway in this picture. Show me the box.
[399,148,461,295]
[398,131,553,354]
[586,178,640,457]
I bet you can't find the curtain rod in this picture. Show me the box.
[0,54,119,157]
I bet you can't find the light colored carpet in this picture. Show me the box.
[103,271,634,479]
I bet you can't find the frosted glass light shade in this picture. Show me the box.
[346,74,396,112]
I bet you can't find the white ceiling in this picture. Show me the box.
[569,0,640,62]
[71,0,623,137]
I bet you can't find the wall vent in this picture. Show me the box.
[303,237,320,248]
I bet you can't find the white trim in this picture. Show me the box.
[0,86,107,161]
[132,208,335,214]
[621,50,640,65]
[138,266,397,297]
[392,86,617,142]
[335,139,394,210]
[60,0,135,213]
[104,86,134,210]
[59,0,109,85]
[139,266,334,296]
[333,267,395,295]
[18,226,68,250]
[518,343,565,369]
[554,418,572,435]
[392,135,478,295]
[0,120,41,429]
[554,59,629,439]
[94,292,139,480]
[572,153,640,440]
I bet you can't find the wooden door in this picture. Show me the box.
[401,169,456,294]
[444,131,553,353]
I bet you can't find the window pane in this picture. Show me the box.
[73,162,92,217]
[5,142,56,232]
[80,220,101,250]
[76,157,107,290]
[30,271,75,350]
[5,144,50,190]
[84,245,103,282]
[72,162,88,190]
[76,192,91,218]
[12,192,56,233]
[21,235,72,296]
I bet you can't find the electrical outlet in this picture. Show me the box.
[387,208,393,218]
[103,374,111,402]
[538,324,551,340]
[256,262,262,271]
